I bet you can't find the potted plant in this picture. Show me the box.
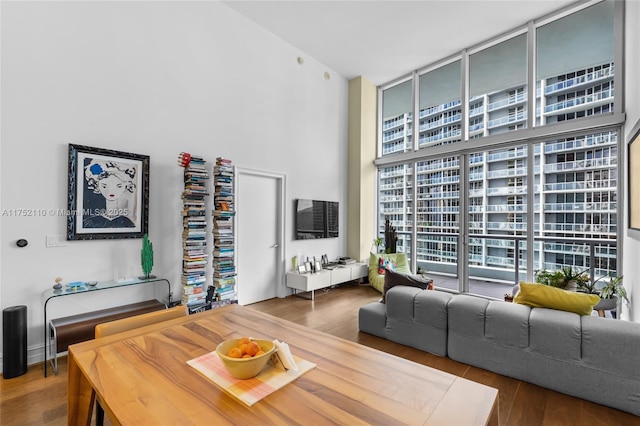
[560,266,589,291]
[372,237,383,254]
[535,269,567,289]
[535,267,588,291]
[576,277,598,295]
[594,275,628,311]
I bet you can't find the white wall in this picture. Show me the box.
[623,0,640,322]
[0,1,348,368]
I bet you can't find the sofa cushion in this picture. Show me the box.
[484,301,530,350]
[581,315,640,379]
[386,286,424,321]
[529,308,582,361]
[382,268,433,302]
[447,295,490,339]
[413,289,452,327]
[384,286,451,357]
[358,302,387,339]
[368,252,411,293]
[514,282,600,316]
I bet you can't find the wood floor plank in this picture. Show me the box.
[1,282,639,425]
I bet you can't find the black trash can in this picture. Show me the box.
[3,305,27,379]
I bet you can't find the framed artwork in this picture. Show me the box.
[629,121,640,235]
[67,144,149,240]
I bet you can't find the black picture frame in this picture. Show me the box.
[67,144,149,240]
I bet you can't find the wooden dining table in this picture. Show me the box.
[68,304,498,425]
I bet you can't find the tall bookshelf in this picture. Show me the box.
[212,157,236,303]
[179,153,209,309]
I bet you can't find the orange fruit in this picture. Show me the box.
[241,354,252,358]
[245,341,260,356]
[254,350,265,357]
[238,337,251,345]
[238,343,248,355]
[227,347,242,358]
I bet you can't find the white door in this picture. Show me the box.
[236,168,285,305]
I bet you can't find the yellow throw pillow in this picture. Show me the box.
[514,282,600,316]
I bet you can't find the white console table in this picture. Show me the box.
[286,262,368,300]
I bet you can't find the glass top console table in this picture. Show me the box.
[42,277,171,377]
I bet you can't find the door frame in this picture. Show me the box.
[235,167,287,299]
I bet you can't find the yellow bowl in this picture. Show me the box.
[216,338,276,379]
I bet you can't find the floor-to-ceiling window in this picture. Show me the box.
[376,0,622,298]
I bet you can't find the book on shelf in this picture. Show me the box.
[183,294,206,305]
[216,283,235,291]
[214,242,234,248]
[183,261,206,267]
[214,249,234,256]
[214,228,233,234]
[183,245,207,251]
[186,220,207,226]
[217,286,235,295]
[182,272,207,280]
[183,240,207,246]
[183,272,206,279]
[214,278,236,287]
[213,223,233,230]
[214,256,235,263]
[182,285,204,295]
[183,233,207,240]
[215,269,236,277]
[184,250,208,256]
[212,211,235,217]
[216,288,235,298]
[217,292,236,301]
[212,233,233,240]
[184,254,208,261]
[184,258,207,264]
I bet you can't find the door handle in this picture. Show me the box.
[270,244,279,248]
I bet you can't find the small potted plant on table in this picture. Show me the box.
[593,275,628,315]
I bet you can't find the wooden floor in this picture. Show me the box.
[1,282,639,425]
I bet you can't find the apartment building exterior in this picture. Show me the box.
[378,59,617,293]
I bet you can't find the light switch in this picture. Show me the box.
[46,235,68,247]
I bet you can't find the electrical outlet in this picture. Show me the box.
[46,235,68,247]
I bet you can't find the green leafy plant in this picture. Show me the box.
[372,237,383,254]
[598,275,628,304]
[560,266,589,286]
[535,269,567,289]
[535,267,589,290]
[576,278,599,294]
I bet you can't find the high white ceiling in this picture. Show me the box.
[223,0,579,86]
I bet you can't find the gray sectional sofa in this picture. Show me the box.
[358,285,640,416]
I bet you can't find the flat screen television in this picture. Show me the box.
[294,199,338,240]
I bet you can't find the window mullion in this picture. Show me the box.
[461,50,469,142]
[459,154,469,293]
[526,143,535,282]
